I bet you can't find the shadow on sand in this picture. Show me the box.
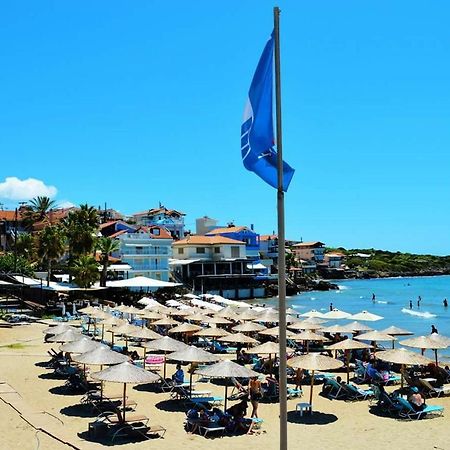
[287,410,338,425]
[154,399,189,413]
[60,403,99,418]
[133,383,161,393]
[77,430,158,446]
[48,385,84,396]
[38,372,67,380]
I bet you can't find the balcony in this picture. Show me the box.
[120,248,169,256]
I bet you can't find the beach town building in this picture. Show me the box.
[170,235,265,298]
[132,205,185,240]
[110,226,173,281]
[205,225,261,260]
[292,241,325,264]
[325,253,343,269]
[0,209,26,252]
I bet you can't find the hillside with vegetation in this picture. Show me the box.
[328,247,450,278]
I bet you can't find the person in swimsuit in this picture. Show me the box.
[248,376,262,418]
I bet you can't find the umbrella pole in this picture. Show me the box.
[100,365,104,400]
[122,383,127,422]
[401,364,404,390]
[164,351,167,379]
[309,370,314,411]
[101,325,105,342]
[435,349,438,366]
[190,371,193,398]
[143,347,146,370]
[225,384,228,412]
[392,340,395,350]
[346,350,350,383]
[112,332,115,348]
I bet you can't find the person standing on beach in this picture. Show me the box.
[409,300,413,309]
[248,376,262,418]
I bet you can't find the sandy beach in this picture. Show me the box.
[0,323,449,450]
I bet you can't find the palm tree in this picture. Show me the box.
[63,204,99,258]
[36,225,66,286]
[22,196,57,230]
[71,255,99,288]
[96,237,120,287]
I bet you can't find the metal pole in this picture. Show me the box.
[274,6,288,450]
[13,208,18,273]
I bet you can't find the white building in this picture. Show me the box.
[115,227,173,281]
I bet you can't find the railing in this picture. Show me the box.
[120,249,169,256]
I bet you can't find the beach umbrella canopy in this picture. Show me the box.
[375,348,434,388]
[288,321,323,331]
[128,327,162,340]
[292,331,328,342]
[201,316,232,325]
[326,339,372,351]
[303,317,328,325]
[114,304,129,312]
[380,326,414,336]
[168,345,220,363]
[246,341,294,355]
[319,324,355,334]
[238,310,260,321]
[72,346,128,365]
[194,327,230,338]
[139,310,165,321]
[288,354,344,410]
[322,309,352,320]
[375,348,433,366]
[143,336,188,377]
[137,296,160,307]
[400,335,448,365]
[218,332,259,345]
[354,331,397,342]
[122,306,144,315]
[169,308,193,317]
[300,310,326,319]
[113,323,141,335]
[185,313,210,323]
[351,310,383,321]
[168,323,202,334]
[78,305,98,314]
[47,329,82,343]
[195,360,260,410]
[345,321,373,332]
[60,337,103,354]
[43,323,78,335]
[152,317,181,327]
[258,327,297,338]
[232,322,267,333]
[216,306,241,318]
[99,316,125,327]
[91,361,159,422]
[286,308,301,316]
[430,334,450,346]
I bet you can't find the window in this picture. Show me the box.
[196,247,206,254]
[231,246,240,258]
[214,247,221,254]
[178,248,184,254]
[151,228,160,236]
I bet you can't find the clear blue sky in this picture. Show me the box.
[1,1,449,255]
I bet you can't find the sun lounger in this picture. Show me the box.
[396,397,444,420]
[419,379,450,398]
[189,396,224,407]
[323,378,347,400]
[342,383,374,401]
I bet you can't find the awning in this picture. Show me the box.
[169,259,200,266]
[105,276,181,288]
[247,263,267,270]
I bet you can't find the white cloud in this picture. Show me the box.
[0,177,57,201]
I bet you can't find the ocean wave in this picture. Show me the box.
[375,300,388,304]
[401,308,436,319]
[310,297,316,300]
[337,285,349,290]
[292,305,306,309]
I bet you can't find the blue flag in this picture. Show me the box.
[241,32,295,191]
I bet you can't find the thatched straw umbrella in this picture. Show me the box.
[322,309,352,320]
[60,336,103,354]
[91,361,159,422]
[380,326,413,348]
[400,335,449,365]
[143,336,188,378]
[375,348,433,389]
[168,346,220,396]
[47,329,82,343]
[195,360,259,410]
[291,331,328,354]
[326,339,373,382]
[43,323,78,336]
[288,354,343,410]
[232,322,266,333]
[218,332,259,345]
[247,341,295,376]
[300,310,326,319]
[194,328,230,338]
[351,310,383,321]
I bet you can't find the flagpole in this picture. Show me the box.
[274,6,288,450]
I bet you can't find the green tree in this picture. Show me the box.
[96,237,120,287]
[22,196,57,230]
[71,255,99,288]
[14,233,35,261]
[0,253,34,276]
[36,225,66,286]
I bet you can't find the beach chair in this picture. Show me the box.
[419,379,450,398]
[172,385,212,401]
[82,391,137,412]
[371,386,403,416]
[342,383,374,401]
[89,411,166,442]
[323,378,347,400]
[396,397,444,420]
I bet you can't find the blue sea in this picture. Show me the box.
[261,275,450,360]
